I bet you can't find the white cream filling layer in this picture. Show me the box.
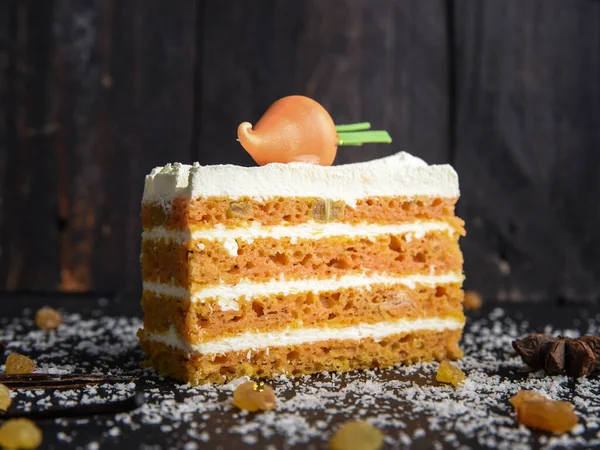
[142,221,456,256]
[140,317,464,355]
[142,152,459,207]
[142,272,464,311]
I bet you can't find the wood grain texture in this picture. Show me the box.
[453,0,600,301]
[0,0,62,291]
[0,0,195,292]
[72,0,195,292]
[54,0,195,292]
[196,0,450,166]
[0,0,9,288]
[0,2,7,284]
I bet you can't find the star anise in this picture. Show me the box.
[512,334,600,378]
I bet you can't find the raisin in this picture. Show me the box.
[436,360,466,388]
[330,201,345,220]
[509,390,547,409]
[509,390,578,433]
[34,307,62,331]
[463,290,482,310]
[226,202,254,219]
[5,353,36,375]
[0,383,12,411]
[233,381,276,412]
[328,420,383,450]
[0,418,43,449]
[311,199,345,222]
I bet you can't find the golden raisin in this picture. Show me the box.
[509,390,547,409]
[463,290,482,310]
[0,384,12,411]
[436,360,466,388]
[233,381,276,412]
[0,418,43,449]
[330,201,345,220]
[5,354,36,375]
[509,390,578,433]
[226,201,254,219]
[34,307,62,331]
[311,199,345,222]
[328,420,383,450]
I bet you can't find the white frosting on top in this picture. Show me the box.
[140,316,465,355]
[142,152,459,207]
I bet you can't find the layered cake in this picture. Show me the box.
[138,151,466,384]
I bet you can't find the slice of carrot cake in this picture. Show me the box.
[138,151,465,384]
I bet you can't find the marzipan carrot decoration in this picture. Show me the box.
[237,95,392,166]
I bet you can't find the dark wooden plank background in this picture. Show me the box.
[1,0,599,302]
[454,0,600,302]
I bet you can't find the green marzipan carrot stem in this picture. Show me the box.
[337,130,392,146]
[335,122,372,132]
[335,122,392,146]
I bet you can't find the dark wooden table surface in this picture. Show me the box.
[1,295,600,449]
